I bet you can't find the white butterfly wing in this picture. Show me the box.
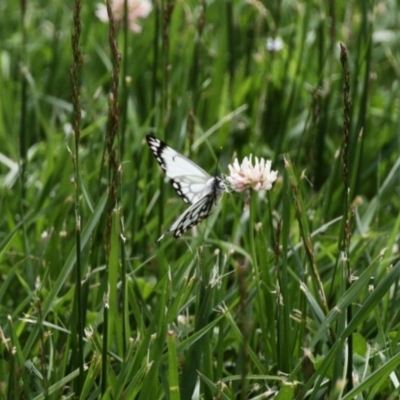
[146,135,211,204]
[157,190,221,242]
[146,135,226,240]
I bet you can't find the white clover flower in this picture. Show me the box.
[226,155,278,192]
[266,37,284,52]
[96,0,152,33]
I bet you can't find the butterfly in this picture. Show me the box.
[146,135,226,241]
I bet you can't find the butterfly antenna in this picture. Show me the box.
[214,147,222,177]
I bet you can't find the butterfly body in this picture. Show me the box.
[146,135,226,240]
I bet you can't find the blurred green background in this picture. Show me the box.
[1,0,400,398]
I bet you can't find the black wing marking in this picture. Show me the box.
[146,135,211,204]
[157,177,226,241]
[156,191,218,241]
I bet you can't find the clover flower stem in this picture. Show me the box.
[238,190,259,398]
[249,191,270,361]
[249,190,258,270]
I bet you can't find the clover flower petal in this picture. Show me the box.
[226,154,278,192]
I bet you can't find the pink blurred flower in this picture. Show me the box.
[96,0,152,33]
[226,155,278,192]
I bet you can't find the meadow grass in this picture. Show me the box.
[1,0,400,399]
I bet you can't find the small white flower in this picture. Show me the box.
[96,0,152,33]
[226,154,278,192]
[266,37,284,52]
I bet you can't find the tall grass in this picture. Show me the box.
[1,0,400,399]
[70,0,84,393]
